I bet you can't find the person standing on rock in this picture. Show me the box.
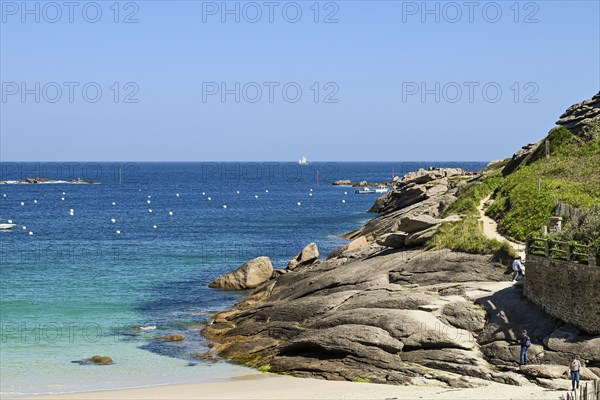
[519,329,531,365]
[512,256,524,282]
[569,355,582,391]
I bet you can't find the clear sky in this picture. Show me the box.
[1,0,599,162]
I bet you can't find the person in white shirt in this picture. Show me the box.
[512,256,525,281]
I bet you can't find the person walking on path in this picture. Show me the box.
[512,256,525,282]
[519,329,531,365]
[569,355,582,391]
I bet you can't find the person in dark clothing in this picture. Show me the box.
[519,329,531,365]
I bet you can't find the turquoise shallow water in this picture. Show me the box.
[0,162,485,397]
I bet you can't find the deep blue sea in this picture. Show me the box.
[0,161,486,397]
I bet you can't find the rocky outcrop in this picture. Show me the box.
[556,91,600,137]
[204,243,600,388]
[209,256,274,290]
[502,143,540,176]
[376,232,408,248]
[203,249,535,387]
[345,168,475,246]
[332,180,352,186]
[287,243,319,270]
[154,334,185,342]
[73,355,114,365]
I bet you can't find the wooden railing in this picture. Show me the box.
[564,379,600,400]
[527,238,597,266]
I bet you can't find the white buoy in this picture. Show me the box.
[116,230,121,234]
[28,231,33,236]
[223,204,227,209]
[265,190,269,193]
[112,202,116,206]
[147,200,151,204]
[207,197,211,201]
[22,226,26,229]
[62,192,66,195]
[8,219,13,223]
[2,194,6,197]
[309,193,313,197]
[310,189,313,192]
[342,199,346,203]
[33,200,38,203]
[297,202,301,206]
[176,193,180,197]
[255,195,259,199]
[236,191,240,194]
[168,211,173,216]
[20,202,24,206]
[202,192,205,196]
[148,209,153,213]
[148,195,151,198]
[61,197,65,201]
[69,208,74,213]
[111,218,116,223]
[153,225,157,229]
[344,191,348,195]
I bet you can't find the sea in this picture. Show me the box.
[0,161,486,397]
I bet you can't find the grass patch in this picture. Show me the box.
[352,377,371,383]
[427,216,516,259]
[443,172,504,217]
[488,127,600,241]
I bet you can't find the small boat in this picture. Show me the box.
[374,185,390,193]
[0,223,16,230]
[355,187,375,194]
[298,156,308,165]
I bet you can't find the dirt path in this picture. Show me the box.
[478,195,526,259]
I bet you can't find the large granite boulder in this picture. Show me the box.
[287,242,319,270]
[209,256,273,290]
[502,143,540,176]
[376,232,408,248]
[397,215,442,233]
[543,326,600,362]
[405,226,438,247]
[556,91,600,137]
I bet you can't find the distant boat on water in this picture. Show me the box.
[374,185,390,193]
[355,187,376,194]
[298,156,309,165]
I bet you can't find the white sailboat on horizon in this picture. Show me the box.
[298,156,309,165]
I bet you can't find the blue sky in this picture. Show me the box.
[1,0,599,161]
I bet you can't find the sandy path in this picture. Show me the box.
[478,195,526,259]
[23,373,563,400]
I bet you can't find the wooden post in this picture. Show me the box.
[544,240,550,257]
[567,244,572,261]
[590,247,597,267]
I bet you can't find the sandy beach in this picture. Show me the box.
[24,374,565,400]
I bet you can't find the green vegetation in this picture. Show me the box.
[428,171,515,259]
[428,216,516,259]
[553,205,600,261]
[352,377,371,383]
[442,172,504,217]
[488,125,600,241]
[258,364,272,373]
[431,119,599,258]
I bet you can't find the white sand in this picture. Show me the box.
[24,373,565,399]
